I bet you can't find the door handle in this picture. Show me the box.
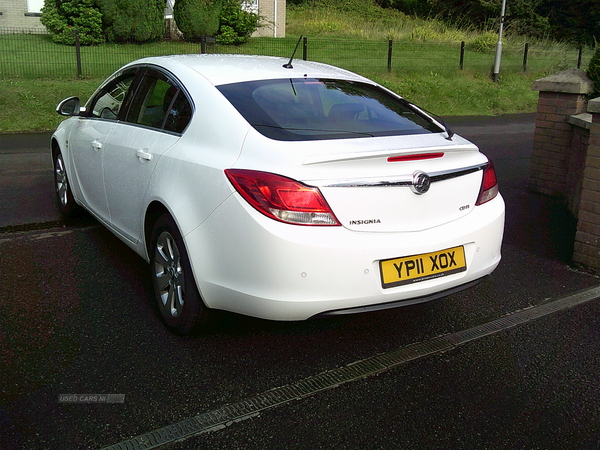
[136,149,153,162]
[91,140,102,151]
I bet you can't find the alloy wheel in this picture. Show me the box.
[153,231,185,318]
[55,153,69,208]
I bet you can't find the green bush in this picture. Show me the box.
[588,46,600,95]
[97,0,165,43]
[40,0,105,45]
[216,0,259,45]
[174,0,222,42]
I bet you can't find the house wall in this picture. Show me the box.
[0,0,44,30]
[252,0,286,38]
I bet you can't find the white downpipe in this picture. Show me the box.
[273,0,278,37]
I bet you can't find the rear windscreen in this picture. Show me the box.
[217,78,444,141]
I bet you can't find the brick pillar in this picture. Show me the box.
[529,68,594,199]
[574,98,600,269]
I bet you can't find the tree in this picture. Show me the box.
[97,0,166,43]
[174,0,223,41]
[503,0,550,38]
[216,0,259,45]
[539,0,600,46]
[41,0,105,45]
[587,46,600,94]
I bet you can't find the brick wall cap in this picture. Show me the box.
[569,112,592,129]
[588,97,600,114]
[532,68,594,94]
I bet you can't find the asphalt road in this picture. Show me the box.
[1,115,600,450]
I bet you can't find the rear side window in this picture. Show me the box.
[218,78,443,141]
[126,71,193,134]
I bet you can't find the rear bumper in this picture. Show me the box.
[184,193,504,321]
[310,276,486,318]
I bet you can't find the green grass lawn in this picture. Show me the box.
[0,4,592,133]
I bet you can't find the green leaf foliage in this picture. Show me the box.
[588,46,600,94]
[392,0,550,37]
[174,0,223,41]
[216,0,259,45]
[97,0,166,43]
[325,0,600,45]
[538,0,600,46]
[40,0,105,45]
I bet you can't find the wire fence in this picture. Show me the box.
[0,27,591,80]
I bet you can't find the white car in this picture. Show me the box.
[52,54,504,334]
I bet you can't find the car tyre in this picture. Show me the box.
[53,151,80,217]
[150,214,217,335]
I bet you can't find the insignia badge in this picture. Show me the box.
[411,171,431,195]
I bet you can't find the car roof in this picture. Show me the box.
[126,54,372,86]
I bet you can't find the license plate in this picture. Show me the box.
[379,246,466,289]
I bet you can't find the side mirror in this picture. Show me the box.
[56,97,81,116]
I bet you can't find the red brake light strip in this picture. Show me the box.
[387,153,444,163]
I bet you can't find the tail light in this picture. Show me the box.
[476,159,499,205]
[225,169,340,226]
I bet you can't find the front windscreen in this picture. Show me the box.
[217,78,444,141]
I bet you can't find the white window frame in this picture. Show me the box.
[27,0,44,14]
[242,0,259,14]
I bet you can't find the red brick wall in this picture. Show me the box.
[565,120,591,215]
[574,113,600,268]
[529,92,588,199]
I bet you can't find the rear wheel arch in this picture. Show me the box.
[147,209,218,334]
[51,139,60,158]
[144,201,170,258]
[144,202,210,299]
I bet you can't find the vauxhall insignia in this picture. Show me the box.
[411,171,431,195]
[349,219,382,225]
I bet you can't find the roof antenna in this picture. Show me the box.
[283,35,303,69]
